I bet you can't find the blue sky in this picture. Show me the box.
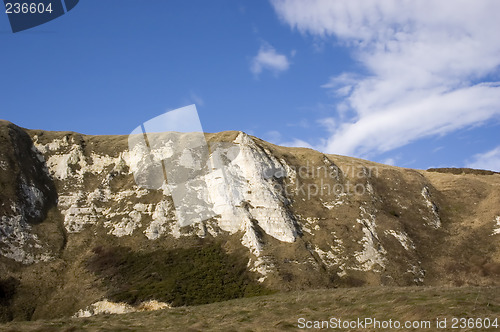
[1,0,499,171]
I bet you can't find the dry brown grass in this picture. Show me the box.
[0,286,498,331]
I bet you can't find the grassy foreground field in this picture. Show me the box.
[0,286,499,331]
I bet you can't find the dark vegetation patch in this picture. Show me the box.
[0,277,19,322]
[86,242,272,307]
[427,167,499,175]
[0,122,57,224]
[0,277,18,306]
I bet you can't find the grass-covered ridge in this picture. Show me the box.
[86,242,272,306]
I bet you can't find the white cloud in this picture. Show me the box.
[324,83,500,156]
[382,158,396,166]
[281,138,314,149]
[271,0,500,158]
[286,118,310,128]
[251,43,290,76]
[264,130,283,144]
[188,92,204,107]
[466,145,500,172]
[264,129,314,149]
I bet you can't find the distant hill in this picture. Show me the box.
[427,168,499,175]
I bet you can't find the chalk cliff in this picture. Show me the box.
[0,120,499,320]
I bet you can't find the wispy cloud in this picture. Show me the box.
[286,118,310,128]
[281,138,314,149]
[264,130,314,149]
[189,92,204,107]
[271,0,500,158]
[382,157,396,166]
[466,145,500,171]
[264,130,283,144]
[182,91,205,107]
[251,43,290,76]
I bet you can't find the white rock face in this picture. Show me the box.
[145,200,173,240]
[35,136,132,183]
[407,264,426,284]
[421,186,441,228]
[385,229,416,251]
[33,132,298,260]
[249,256,275,283]
[108,211,142,237]
[241,219,263,256]
[33,136,69,153]
[27,131,401,277]
[206,133,298,250]
[493,216,500,235]
[0,163,53,263]
[313,238,348,277]
[58,188,153,235]
[20,184,45,219]
[73,299,170,318]
[352,206,386,272]
[0,215,50,264]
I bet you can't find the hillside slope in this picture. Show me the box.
[0,120,499,321]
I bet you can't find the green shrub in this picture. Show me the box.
[87,242,272,306]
